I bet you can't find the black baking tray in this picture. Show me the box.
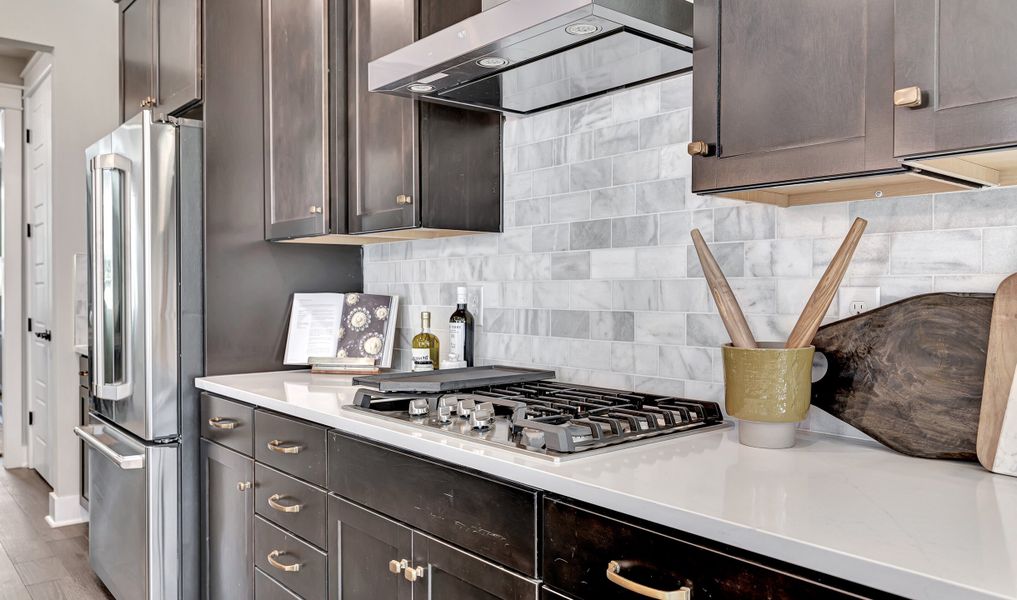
[352,365,556,392]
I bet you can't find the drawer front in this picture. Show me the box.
[255,516,327,600]
[328,432,538,576]
[256,463,328,549]
[543,497,886,600]
[255,410,328,486]
[255,567,301,600]
[201,392,255,456]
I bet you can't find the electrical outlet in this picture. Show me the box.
[838,287,880,317]
[466,286,484,326]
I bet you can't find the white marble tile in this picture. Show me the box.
[815,234,891,277]
[635,246,686,279]
[659,345,713,381]
[591,186,636,218]
[613,280,660,311]
[636,178,686,214]
[549,191,592,223]
[849,195,933,233]
[613,149,661,185]
[714,204,776,241]
[633,376,686,397]
[571,280,613,310]
[659,279,711,313]
[595,121,640,157]
[745,239,813,277]
[639,110,690,149]
[590,248,637,279]
[889,230,981,275]
[567,339,613,370]
[532,165,571,196]
[659,211,694,246]
[983,227,1017,273]
[533,281,572,309]
[777,203,850,239]
[634,312,685,345]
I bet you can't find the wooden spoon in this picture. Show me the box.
[690,229,757,348]
[785,217,867,349]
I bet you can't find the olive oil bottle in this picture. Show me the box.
[411,311,440,371]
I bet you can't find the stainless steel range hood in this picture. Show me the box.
[368,0,694,115]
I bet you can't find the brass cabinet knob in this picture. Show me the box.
[140,96,157,109]
[893,86,924,108]
[308,206,323,214]
[687,140,714,157]
[396,194,413,205]
[388,559,408,575]
[403,565,425,582]
[236,481,252,492]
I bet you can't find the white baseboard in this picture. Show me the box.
[47,491,89,527]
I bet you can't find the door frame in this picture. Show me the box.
[0,82,26,467]
[22,53,54,479]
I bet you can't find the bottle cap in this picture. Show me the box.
[456,287,467,304]
[421,311,431,327]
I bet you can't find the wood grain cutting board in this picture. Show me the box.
[978,274,1017,475]
[811,293,993,460]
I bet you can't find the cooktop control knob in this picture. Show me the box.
[520,429,546,449]
[408,398,430,417]
[436,404,453,424]
[457,398,476,419]
[470,402,495,430]
[437,396,458,414]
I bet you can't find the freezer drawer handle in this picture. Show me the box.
[606,561,691,600]
[208,417,239,430]
[74,425,145,470]
[267,440,303,455]
[267,550,301,573]
[267,493,302,513]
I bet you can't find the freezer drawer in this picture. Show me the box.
[76,417,179,600]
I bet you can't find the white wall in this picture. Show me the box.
[0,0,118,524]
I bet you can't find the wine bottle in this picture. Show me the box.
[411,311,440,371]
[449,287,475,367]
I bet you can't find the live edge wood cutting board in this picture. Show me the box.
[811,293,994,460]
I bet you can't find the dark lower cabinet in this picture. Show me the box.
[201,439,255,600]
[413,533,539,600]
[328,494,413,600]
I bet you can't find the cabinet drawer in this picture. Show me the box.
[255,567,301,600]
[543,497,891,600]
[256,463,328,549]
[328,432,538,576]
[255,516,327,600]
[255,410,328,486]
[201,392,255,455]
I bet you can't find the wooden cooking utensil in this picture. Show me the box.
[978,273,1017,476]
[690,229,757,349]
[785,218,868,349]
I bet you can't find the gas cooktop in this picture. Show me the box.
[345,380,729,462]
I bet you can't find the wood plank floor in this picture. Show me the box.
[0,460,113,599]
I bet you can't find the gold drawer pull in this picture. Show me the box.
[267,440,303,455]
[267,550,301,573]
[389,559,408,575]
[404,565,425,582]
[606,561,691,600]
[893,86,924,108]
[267,493,302,513]
[208,417,239,430]
[687,140,713,157]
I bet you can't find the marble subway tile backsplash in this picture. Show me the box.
[362,73,1017,440]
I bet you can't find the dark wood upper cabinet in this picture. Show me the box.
[118,0,202,122]
[893,0,1017,186]
[690,0,976,206]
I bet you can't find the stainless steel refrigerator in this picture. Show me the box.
[76,110,203,600]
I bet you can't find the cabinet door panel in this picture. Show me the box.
[347,0,418,233]
[691,0,898,193]
[121,0,155,122]
[158,0,202,113]
[414,533,540,600]
[894,0,1017,157]
[263,0,329,240]
[328,494,413,600]
[201,440,255,600]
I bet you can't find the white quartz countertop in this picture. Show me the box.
[196,370,1017,600]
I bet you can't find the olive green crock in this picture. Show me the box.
[722,343,815,448]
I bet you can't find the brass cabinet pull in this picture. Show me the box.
[403,565,425,582]
[893,86,924,108]
[140,96,157,109]
[267,493,302,513]
[606,561,691,600]
[687,140,713,157]
[396,194,413,205]
[208,417,239,430]
[267,440,303,455]
[308,206,323,214]
[388,559,408,575]
[237,481,252,492]
[267,550,301,573]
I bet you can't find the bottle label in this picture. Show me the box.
[411,348,434,371]
[449,323,466,362]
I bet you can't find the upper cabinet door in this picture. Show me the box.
[121,0,156,122]
[157,0,202,113]
[347,0,418,234]
[691,0,898,193]
[262,0,330,240]
[894,0,1017,158]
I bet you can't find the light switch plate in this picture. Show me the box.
[465,286,484,326]
[838,286,880,317]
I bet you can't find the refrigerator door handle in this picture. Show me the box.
[74,425,145,470]
[90,153,134,402]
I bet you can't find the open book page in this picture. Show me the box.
[283,293,345,365]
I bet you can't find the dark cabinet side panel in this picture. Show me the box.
[691,0,900,192]
[201,440,255,600]
[121,0,155,123]
[204,0,362,375]
[157,0,203,114]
